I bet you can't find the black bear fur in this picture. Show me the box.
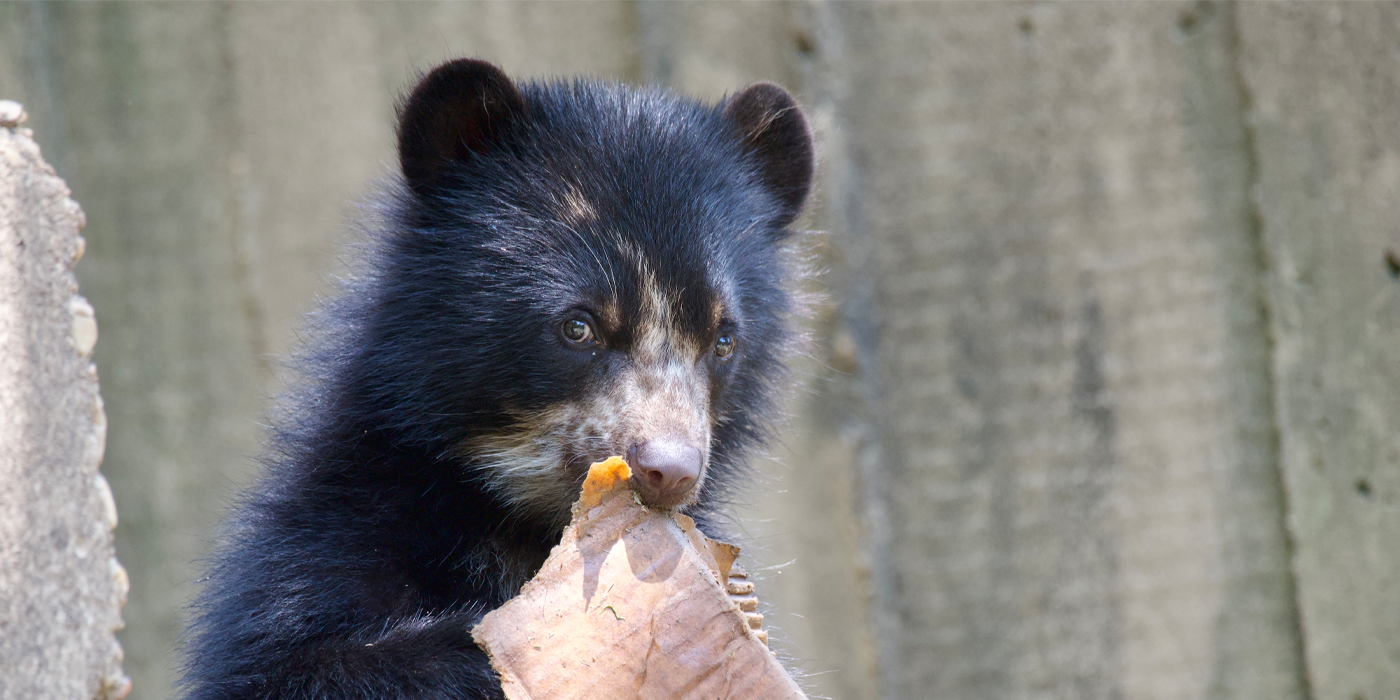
[180,59,813,700]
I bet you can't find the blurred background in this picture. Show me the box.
[3,2,1399,700]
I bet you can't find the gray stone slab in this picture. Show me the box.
[0,112,129,700]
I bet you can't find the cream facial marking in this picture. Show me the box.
[611,244,714,505]
[555,182,597,227]
[613,238,710,364]
[469,242,719,523]
[468,354,712,527]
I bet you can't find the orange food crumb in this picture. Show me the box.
[579,456,632,509]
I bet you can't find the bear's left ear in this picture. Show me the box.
[397,59,527,197]
[724,83,815,227]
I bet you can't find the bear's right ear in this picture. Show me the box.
[724,82,815,228]
[397,59,527,197]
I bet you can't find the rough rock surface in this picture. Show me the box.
[0,104,130,700]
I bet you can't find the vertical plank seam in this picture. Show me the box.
[1223,4,1316,698]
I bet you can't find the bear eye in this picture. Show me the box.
[560,317,596,346]
[714,333,736,361]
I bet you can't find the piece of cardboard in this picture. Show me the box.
[472,457,805,699]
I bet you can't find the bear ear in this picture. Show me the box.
[397,59,527,197]
[724,82,815,227]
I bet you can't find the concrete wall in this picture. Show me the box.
[1237,6,1400,699]
[2,3,1397,700]
[0,114,129,699]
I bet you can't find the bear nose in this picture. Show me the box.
[627,438,701,507]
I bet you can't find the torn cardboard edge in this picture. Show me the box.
[472,457,804,699]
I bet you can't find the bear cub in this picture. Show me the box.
[181,58,814,700]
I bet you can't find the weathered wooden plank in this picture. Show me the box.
[1236,5,1400,699]
[816,3,1306,698]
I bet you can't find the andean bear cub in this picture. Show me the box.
[181,58,814,700]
